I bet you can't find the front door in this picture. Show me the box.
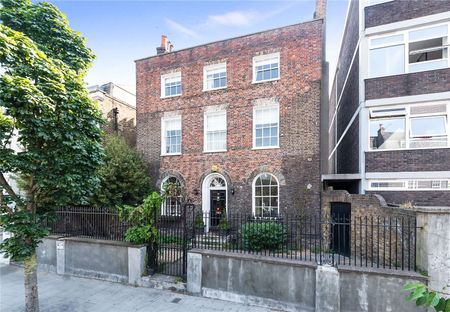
[210,190,226,227]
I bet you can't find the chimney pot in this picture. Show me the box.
[157,35,174,55]
[314,0,326,19]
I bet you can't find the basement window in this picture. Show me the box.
[368,179,450,191]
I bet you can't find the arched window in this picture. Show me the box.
[161,176,182,216]
[253,173,279,218]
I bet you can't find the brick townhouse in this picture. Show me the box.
[324,0,450,206]
[135,1,327,227]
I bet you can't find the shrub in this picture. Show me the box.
[219,216,230,231]
[194,214,205,230]
[240,221,287,251]
[90,134,152,207]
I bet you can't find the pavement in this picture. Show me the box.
[0,264,273,312]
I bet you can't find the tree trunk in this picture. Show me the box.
[24,253,39,312]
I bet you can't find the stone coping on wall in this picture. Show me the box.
[411,206,450,214]
[57,236,146,248]
[189,249,428,281]
[189,248,318,269]
[337,264,428,281]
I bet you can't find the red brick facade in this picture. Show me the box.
[135,20,325,215]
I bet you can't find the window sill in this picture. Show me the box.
[252,77,280,84]
[203,86,227,92]
[252,146,280,150]
[366,146,450,152]
[161,153,182,157]
[203,149,227,153]
[160,94,182,99]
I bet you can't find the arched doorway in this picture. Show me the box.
[202,173,227,231]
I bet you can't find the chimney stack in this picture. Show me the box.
[156,35,174,55]
[314,0,326,19]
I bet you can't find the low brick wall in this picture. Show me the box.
[321,191,416,271]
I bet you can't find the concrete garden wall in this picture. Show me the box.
[187,249,427,312]
[36,236,146,285]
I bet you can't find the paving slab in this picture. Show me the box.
[0,264,274,312]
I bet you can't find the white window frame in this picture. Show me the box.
[368,22,450,78]
[367,179,450,191]
[252,52,280,84]
[161,115,182,156]
[160,176,183,216]
[253,104,280,150]
[161,72,182,98]
[368,102,450,151]
[203,62,227,91]
[203,110,227,153]
[252,173,280,218]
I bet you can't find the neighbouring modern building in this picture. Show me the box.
[325,0,450,206]
[136,0,327,225]
[89,82,137,146]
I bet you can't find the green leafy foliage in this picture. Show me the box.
[194,214,205,230]
[240,221,287,251]
[119,192,162,245]
[404,283,450,312]
[0,0,103,262]
[218,215,230,231]
[90,135,152,208]
[0,211,49,261]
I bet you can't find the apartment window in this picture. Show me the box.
[369,179,450,191]
[409,24,448,72]
[369,103,449,150]
[161,116,181,155]
[204,111,227,152]
[253,53,280,83]
[368,23,449,78]
[204,63,226,90]
[254,105,279,148]
[253,173,279,218]
[161,72,181,97]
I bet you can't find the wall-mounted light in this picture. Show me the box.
[230,187,235,195]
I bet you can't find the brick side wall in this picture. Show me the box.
[365,149,450,172]
[136,20,324,214]
[336,0,360,96]
[364,0,450,29]
[328,0,360,175]
[365,68,450,100]
[367,191,450,207]
[337,117,360,174]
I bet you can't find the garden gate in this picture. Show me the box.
[153,203,195,277]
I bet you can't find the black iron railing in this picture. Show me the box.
[46,206,130,241]
[46,207,417,272]
[190,212,417,271]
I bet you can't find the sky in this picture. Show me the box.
[48,0,349,94]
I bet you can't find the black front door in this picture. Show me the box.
[331,202,351,256]
[210,190,226,227]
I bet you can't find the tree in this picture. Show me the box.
[0,1,103,311]
[90,134,152,208]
